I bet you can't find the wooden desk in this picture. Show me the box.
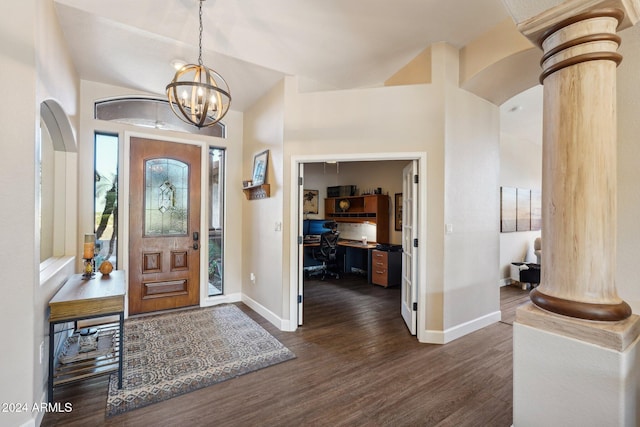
[338,240,377,250]
[304,240,377,281]
[304,240,377,249]
[339,240,376,282]
[48,271,125,402]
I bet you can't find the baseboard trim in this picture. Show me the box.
[18,391,47,427]
[422,310,502,344]
[241,294,292,331]
[500,277,513,287]
[201,292,241,307]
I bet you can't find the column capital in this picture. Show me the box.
[503,0,640,44]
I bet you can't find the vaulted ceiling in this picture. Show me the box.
[53,0,514,112]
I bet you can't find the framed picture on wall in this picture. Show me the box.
[395,193,403,231]
[303,189,319,214]
[500,186,517,232]
[251,149,269,186]
[531,189,542,231]
[516,188,531,231]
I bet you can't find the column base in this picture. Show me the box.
[514,302,640,426]
[530,288,632,321]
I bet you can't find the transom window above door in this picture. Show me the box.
[95,98,226,138]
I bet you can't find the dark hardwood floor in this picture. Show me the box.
[42,277,529,427]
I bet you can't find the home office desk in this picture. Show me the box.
[48,271,125,403]
[304,239,377,282]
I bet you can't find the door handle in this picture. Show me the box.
[193,242,199,250]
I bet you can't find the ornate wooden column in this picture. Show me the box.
[521,6,638,321]
[504,3,640,424]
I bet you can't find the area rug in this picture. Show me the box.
[106,304,295,416]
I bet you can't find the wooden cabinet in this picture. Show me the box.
[325,194,390,243]
[371,249,401,287]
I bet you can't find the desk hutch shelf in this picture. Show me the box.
[325,194,389,243]
[243,184,270,200]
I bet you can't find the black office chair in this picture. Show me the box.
[311,222,340,280]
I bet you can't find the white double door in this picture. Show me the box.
[401,160,418,335]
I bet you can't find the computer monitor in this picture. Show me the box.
[303,219,328,236]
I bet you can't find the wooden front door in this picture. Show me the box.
[129,137,201,315]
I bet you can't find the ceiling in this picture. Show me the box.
[53,0,514,112]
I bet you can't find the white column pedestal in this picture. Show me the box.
[513,303,640,427]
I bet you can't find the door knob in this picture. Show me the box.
[193,242,199,250]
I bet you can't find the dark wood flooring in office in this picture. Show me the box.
[42,278,530,427]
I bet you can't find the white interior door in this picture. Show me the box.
[401,160,418,334]
[297,163,305,325]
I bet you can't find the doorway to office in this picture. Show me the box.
[290,152,426,339]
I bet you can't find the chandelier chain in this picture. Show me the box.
[198,0,203,65]
[166,0,231,128]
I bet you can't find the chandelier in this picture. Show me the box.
[166,0,231,128]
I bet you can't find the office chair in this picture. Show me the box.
[310,221,340,280]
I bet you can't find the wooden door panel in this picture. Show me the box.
[129,137,201,315]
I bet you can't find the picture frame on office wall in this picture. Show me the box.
[395,193,403,231]
[304,189,319,214]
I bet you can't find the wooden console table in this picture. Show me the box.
[48,271,125,403]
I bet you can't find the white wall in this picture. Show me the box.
[442,44,501,333]
[499,86,543,284]
[241,81,286,324]
[443,86,501,330]
[0,1,80,426]
[499,133,542,277]
[0,3,38,425]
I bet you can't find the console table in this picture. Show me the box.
[48,271,125,403]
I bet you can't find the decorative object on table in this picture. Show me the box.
[338,199,350,212]
[303,189,319,214]
[165,0,231,128]
[82,233,96,279]
[395,193,403,231]
[78,328,99,352]
[99,260,114,275]
[106,304,295,416]
[251,149,269,186]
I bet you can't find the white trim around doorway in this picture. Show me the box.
[288,152,428,341]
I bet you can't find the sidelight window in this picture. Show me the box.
[208,148,225,296]
[94,133,119,268]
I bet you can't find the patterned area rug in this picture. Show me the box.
[106,304,295,416]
